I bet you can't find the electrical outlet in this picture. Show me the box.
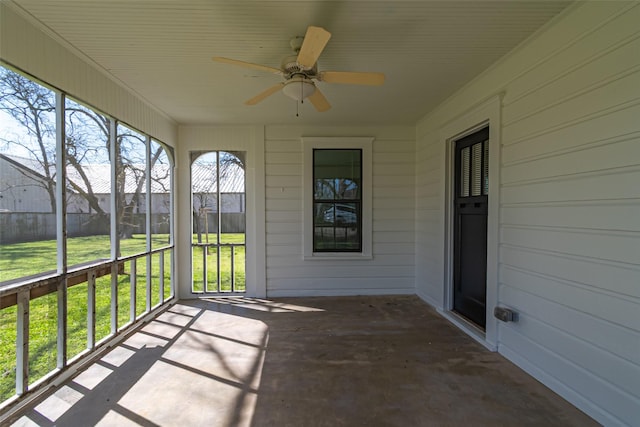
[494,307,518,323]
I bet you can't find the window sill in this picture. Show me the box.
[304,253,373,261]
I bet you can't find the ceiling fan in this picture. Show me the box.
[213,26,385,112]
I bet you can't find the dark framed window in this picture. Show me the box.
[313,149,362,252]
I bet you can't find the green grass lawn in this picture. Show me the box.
[0,234,172,402]
[192,233,245,293]
[0,233,245,403]
[0,234,168,283]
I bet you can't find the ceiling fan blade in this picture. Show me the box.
[296,26,331,69]
[213,57,282,75]
[245,83,284,105]
[307,87,331,112]
[319,71,385,86]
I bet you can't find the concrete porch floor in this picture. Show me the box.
[11,296,597,426]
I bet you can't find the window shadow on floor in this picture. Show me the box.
[12,296,596,427]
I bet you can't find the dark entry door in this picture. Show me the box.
[453,127,489,328]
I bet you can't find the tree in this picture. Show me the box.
[64,100,111,219]
[0,68,57,212]
[0,67,168,241]
[115,128,168,239]
[191,152,217,244]
[190,151,245,243]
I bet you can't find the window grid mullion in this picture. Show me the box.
[312,149,362,253]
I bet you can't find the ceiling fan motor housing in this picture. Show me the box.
[281,54,317,77]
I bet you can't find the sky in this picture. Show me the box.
[0,109,33,158]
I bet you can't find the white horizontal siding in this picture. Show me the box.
[414,128,445,306]
[499,266,638,332]
[416,2,640,425]
[501,225,639,265]
[0,4,177,146]
[501,245,639,300]
[265,126,415,296]
[501,202,640,232]
[501,168,640,205]
[501,7,640,112]
[500,284,640,367]
[502,71,640,145]
[504,309,640,403]
[502,135,640,186]
[500,325,638,426]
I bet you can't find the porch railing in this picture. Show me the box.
[0,246,174,411]
[192,242,245,293]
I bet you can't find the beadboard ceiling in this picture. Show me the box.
[7,1,571,126]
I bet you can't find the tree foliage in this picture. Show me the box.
[0,67,169,240]
[190,151,245,243]
[0,68,57,212]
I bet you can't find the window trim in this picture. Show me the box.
[302,137,373,260]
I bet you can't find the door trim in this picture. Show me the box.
[441,94,502,350]
[176,126,266,299]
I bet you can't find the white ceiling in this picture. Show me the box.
[9,0,571,126]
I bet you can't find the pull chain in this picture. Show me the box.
[296,80,304,117]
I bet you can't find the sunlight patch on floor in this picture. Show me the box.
[202,297,325,313]
[72,363,113,390]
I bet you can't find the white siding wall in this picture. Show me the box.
[415,2,640,425]
[415,127,445,307]
[0,157,52,213]
[0,4,177,146]
[266,125,415,297]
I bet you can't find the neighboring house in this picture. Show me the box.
[0,153,245,214]
[0,153,55,213]
[1,2,638,425]
[191,159,246,214]
[0,152,245,241]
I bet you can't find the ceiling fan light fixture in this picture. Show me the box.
[213,25,384,112]
[282,77,316,101]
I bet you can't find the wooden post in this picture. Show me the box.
[16,290,29,395]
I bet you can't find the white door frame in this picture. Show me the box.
[176,126,266,299]
[440,94,502,350]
